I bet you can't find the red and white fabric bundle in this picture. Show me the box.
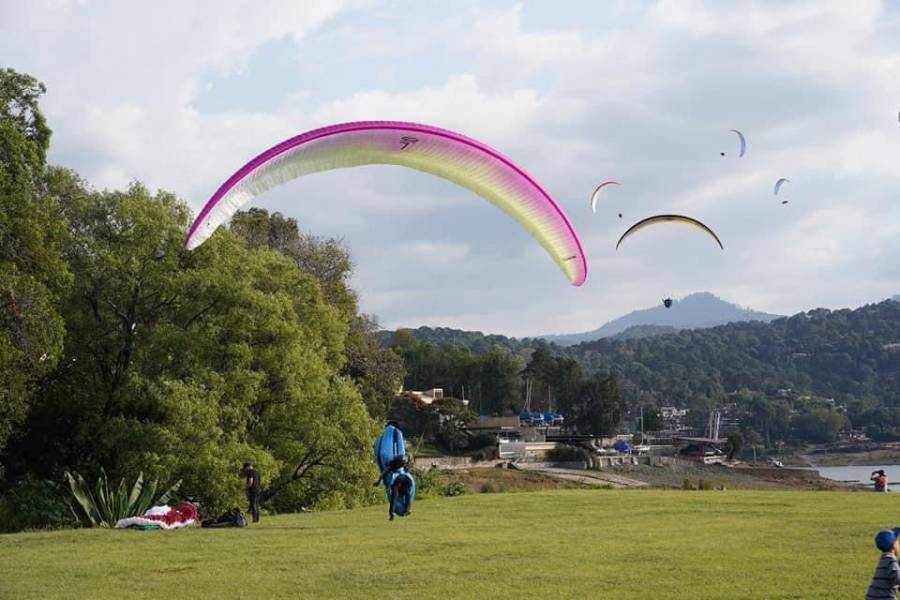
[115,502,198,530]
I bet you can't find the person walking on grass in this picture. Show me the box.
[243,461,261,523]
[866,527,900,599]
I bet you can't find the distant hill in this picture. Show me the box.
[892,295,900,303]
[542,292,782,346]
[568,300,900,412]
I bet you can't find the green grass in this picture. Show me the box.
[0,488,892,599]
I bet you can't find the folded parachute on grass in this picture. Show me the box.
[115,502,198,530]
[186,121,587,286]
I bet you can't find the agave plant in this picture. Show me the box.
[64,468,181,528]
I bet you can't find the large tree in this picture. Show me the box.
[230,208,404,420]
[7,183,377,512]
[0,69,70,455]
[573,372,627,435]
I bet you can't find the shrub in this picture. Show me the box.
[480,482,496,494]
[468,433,497,452]
[682,478,693,490]
[547,445,587,463]
[470,445,499,462]
[0,477,76,532]
[412,467,445,496]
[65,468,181,528]
[443,481,467,497]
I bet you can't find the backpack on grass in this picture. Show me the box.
[201,507,247,528]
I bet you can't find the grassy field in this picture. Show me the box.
[0,488,894,599]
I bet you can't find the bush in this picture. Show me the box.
[412,467,445,497]
[65,469,181,528]
[468,433,497,452]
[547,445,587,463]
[470,445,499,462]
[682,478,693,490]
[480,482,496,494]
[0,477,76,532]
[443,481,467,497]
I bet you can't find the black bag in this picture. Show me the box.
[201,507,247,528]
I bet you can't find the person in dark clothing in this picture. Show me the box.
[242,461,261,523]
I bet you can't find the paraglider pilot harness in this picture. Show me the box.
[374,455,407,487]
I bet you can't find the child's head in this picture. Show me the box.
[874,528,900,553]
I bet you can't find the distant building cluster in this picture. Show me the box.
[660,406,688,433]
[403,388,444,404]
[401,388,469,407]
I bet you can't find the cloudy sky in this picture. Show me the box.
[3,1,900,336]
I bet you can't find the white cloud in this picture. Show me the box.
[4,0,900,336]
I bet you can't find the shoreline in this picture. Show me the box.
[797,448,900,468]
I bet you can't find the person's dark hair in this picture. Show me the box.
[243,462,252,469]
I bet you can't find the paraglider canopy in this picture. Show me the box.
[590,181,619,214]
[616,215,724,251]
[774,178,790,195]
[187,121,587,286]
[730,129,747,157]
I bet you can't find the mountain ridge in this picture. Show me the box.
[541,292,782,346]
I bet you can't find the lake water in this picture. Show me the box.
[811,464,900,485]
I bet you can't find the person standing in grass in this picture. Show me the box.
[243,461,261,524]
[866,527,900,599]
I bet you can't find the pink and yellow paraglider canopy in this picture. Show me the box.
[186,121,587,286]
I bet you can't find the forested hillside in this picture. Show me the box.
[385,300,900,440]
[571,301,900,406]
[376,326,538,354]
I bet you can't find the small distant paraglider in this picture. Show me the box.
[663,297,673,308]
[590,181,620,214]
[618,212,623,219]
[616,214,724,251]
[722,129,746,157]
[774,178,790,195]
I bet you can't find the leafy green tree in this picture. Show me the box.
[573,372,626,435]
[792,408,847,444]
[524,347,583,414]
[389,393,440,441]
[725,431,742,460]
[344,315,405,419]
[433,397,477,452]
[639,406,664,432]
[231,209,401,419]
[7,183,377,513]
[0,70,71,454]
[478,347,526,415]
[230,208,357,322]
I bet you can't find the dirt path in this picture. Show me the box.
[516,465,648,488]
